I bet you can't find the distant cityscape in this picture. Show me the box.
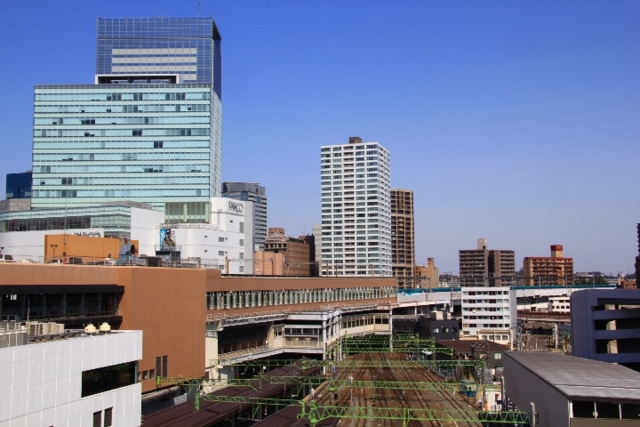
[1,14,640,427]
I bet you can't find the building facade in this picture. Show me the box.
[460,286,517,345]
[31,18,223,221]
[222,182,267,250]
[459,239,515,286]
[391,189,415,286]
[0,203,163,261]
[5,171,32,199]
[260,227,311,276]
[413,258,440,288]
[0,329,142,427]
[523,245,574,286]
[31,82,216,222]
[319,137,391,277]
[571,288,640,372]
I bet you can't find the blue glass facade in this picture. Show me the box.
[6,172,32,199]
[30,17,224,223]
[31,84,220,222]
[96,18,222,100]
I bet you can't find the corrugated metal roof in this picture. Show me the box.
[505,351,640,401]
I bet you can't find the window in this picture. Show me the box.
[239,222,244,233]
[93,411,102,427]
[239,239,244,246]
[218,251,224,256]
[162,355,168,378]
[156,357,162,379]
[218,237,225,242]
[104,408,113,427]
[82,362,137,398]
[239,266,244,273]
[239,252,244,260]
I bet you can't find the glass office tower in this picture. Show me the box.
[96,18,221,98]
[31,18,223,223]
[31,84,215,222]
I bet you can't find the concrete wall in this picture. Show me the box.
[0,331,142,427]
[503,352,570,427]
[129,207,165,257]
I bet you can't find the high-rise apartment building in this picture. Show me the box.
[391,189,415,286]
[31,18,222,222]
[459,239,515,286]
[222,182,267,250]
[523,245,574,286]
[320,137,391,276]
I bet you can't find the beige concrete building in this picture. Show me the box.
[414,257,439,288]
[523,244,574,286]
[391,189,415,287]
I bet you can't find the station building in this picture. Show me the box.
[0,262,397,395]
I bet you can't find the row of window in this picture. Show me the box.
[35,152,210,162]
[36,128,210,138]
[36,116,210,126]
[34,139,212,150]
[37,176,209,186]
[32,188,208,198]
[35,91,210,102]
[35,103,211,114]
[206,287,397,310]
[35,164,210,174]
[321,144,383,151]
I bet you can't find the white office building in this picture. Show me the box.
[161,197,254,274]
[320,137,391,277]
[461,286,517,344]
[0,328,142,427]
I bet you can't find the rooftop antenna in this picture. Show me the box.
[199,2,202,17]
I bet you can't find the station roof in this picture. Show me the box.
[505,351,640,401]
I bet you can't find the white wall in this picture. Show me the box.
[0,229,104,262]
[129,207,165,257]
[170,226,252,274]
[0,331,142,427]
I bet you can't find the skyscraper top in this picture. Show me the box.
[96,17,222,98]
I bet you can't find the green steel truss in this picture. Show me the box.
[193,396,531,426]
[209,358,485,370]
[300,401,531,426]
[326,379,461,392]
[194,395,299,411]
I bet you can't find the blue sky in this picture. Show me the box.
[0,0,638,274]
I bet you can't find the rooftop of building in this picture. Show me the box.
[504,351,640,401]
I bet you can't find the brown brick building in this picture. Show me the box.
[260,227,312,276]
[523,245,574,286]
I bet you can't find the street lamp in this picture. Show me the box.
[50,244,58,262]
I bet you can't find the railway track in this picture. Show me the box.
[311,352,486,427]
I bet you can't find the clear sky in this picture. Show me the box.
[0,0,638,274]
